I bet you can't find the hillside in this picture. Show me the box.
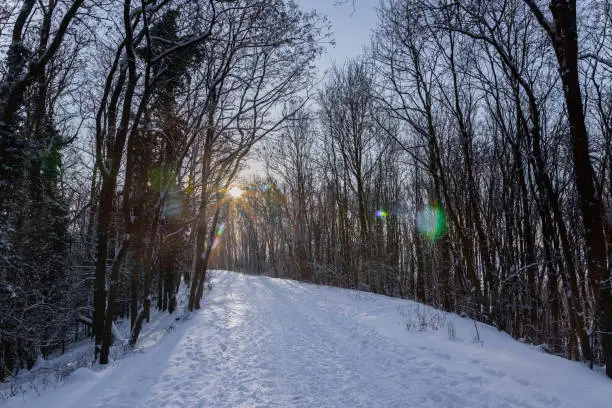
[5,271,611,408]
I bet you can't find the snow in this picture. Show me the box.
[4,271,611,408]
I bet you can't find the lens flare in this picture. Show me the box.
[185,176,194,196]
[163,190,183,218]
[228,186,243,198]
[212,236,221,250]
[416,206,447,240]
[375,209,388,218]
[212,223,225,250]
[148,166,176,191]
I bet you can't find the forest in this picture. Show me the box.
[1,0,612,384]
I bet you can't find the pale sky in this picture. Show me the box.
[245,1,379,176]
[297,0,379,78]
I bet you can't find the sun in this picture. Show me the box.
[228,186,244,198]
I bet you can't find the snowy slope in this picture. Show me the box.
[5,271,611,408]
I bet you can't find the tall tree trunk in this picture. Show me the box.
[189,105,215,311]
[525,0,610,374]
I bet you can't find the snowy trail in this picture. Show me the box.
[6,271,611,408]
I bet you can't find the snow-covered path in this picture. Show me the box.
[7,271,611,408]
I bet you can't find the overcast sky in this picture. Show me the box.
[297,0,379,78]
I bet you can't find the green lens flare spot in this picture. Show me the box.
[148,167,177,191]
[416,206,447,240]
[375,209,388,218]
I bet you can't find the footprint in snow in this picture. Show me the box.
[512,376,531,386]
[483,366,506,378]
